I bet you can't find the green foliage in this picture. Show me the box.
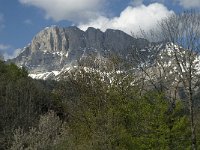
[52,68,191,150]
[0,61,52,149]
[128,93,190,150]
[0,61,28,81]
[0,61,195,149]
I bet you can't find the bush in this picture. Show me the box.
[10,111,66,150]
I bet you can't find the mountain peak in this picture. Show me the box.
[10,26,150,76]
[31,26,67,53]
[67,26,81,30]
[44,25,59,30]
[86,27,101,32]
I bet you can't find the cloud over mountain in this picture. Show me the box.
[19,1,173,35]
[19,0,105,22]
[79,3,174,35]
[0,44,21,60]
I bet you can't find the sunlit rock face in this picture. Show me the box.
[9,26,154,79]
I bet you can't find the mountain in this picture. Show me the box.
[7,25,200,105]
[9,26,155,79]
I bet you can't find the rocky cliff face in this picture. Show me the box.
[10,26,152,77]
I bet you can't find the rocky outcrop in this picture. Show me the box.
[10,26,151,74]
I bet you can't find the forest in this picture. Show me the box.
[0,59,199,150]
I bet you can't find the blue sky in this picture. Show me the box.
[0,0,199,59]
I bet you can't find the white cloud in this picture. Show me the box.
[19,0,105,22]
[175,0,200,8]
[18,1,175,37]
[3,49,21,60]
[79,3,174,35]
[0,44,20,60]
[0,44,10,51]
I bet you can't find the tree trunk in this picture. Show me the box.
[188,85,197,150]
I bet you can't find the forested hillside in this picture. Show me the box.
[0,60,199,149]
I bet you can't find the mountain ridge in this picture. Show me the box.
[9,26,152,79]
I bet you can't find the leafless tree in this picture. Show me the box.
[132,11,200,149]
[157,11,200,150]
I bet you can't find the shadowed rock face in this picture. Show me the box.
[10,26,150,73]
